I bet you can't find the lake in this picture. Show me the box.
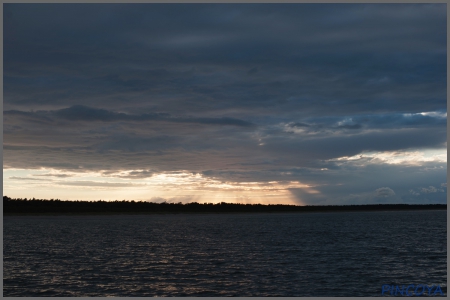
[3,210,447,296]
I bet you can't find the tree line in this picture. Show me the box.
[3,196,447,214]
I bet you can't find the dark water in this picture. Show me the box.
[3,211,447,296]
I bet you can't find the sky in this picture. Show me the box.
[3,3,447,205]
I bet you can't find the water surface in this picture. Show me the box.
[3,211,447,296]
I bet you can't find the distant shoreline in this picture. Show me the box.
[3,197,446,216]
[3,209,447,217]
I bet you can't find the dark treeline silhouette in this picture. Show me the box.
[3,196,447,214]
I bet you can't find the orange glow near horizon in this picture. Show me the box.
[3,168,310,205]
[5,148,446,205]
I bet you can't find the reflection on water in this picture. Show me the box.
[3,211,447,296]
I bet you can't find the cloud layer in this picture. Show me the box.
[3,4,447,204]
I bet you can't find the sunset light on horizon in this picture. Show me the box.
[3,3,447,205]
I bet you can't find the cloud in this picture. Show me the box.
[54,105,166,122]
[289,122,310,128]
[9,176,48,181]
[146,195,200,203]
[336,124,362,130]
[374,187,396,197]
[288,188,327,205]
[6,105,254,127]
[5,4,445,115]
[4,109,55,125]
[189,116,253,127]
[409,189,420,196]
[284,112,446,134]
[289,186,402,206]
[33,173,74,178]
[147,197,167,203]
[55,181,142,187]
[263,127,446,165]
[420,186,445,193]
[103,169,155,179]
[3,4,446,204]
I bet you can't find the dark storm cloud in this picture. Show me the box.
[354,112,447,128]
[55,105,168,122]
[289,123,310,128]
[285,111,446,132]
[5,105,254,127]
[262,127,446,163]
[4,109,55,125]
[4,3,445,114]
[4,108,446,172]
[3,3,446,204]
[336,124,362,130]
[286,161,447,205]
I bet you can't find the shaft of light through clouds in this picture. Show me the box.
[3,3,447,204]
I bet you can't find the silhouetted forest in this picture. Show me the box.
[3,196,447,214]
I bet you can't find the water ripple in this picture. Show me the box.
[4,211,447,296]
